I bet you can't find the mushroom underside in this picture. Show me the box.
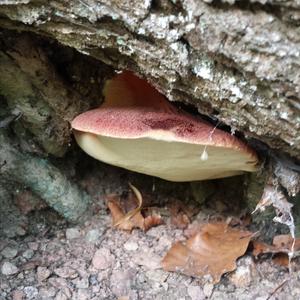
[74,131,257,182]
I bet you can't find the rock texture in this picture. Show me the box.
[0,0,299,220]
[0,0,299,159]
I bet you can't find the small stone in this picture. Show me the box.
[4,225,26,237]
[16,226,26,236]
[55,290,68,300]
[97,269,110,282]
[124,241,138,251]
[38,286,57,298]
[74,288,91,300]
[0,283,10,298]
[161,282,168,291]
[1,262,19,275]
[12,290,25,300]
[0,240,7,251]
[228,256,256,288]
[22,249,34,260]
[92,248,115,270]
[3,227,16,238]
[229,265,252,288]
[1,247,18,259]
[89,274,98,286]
[92,285,100,294]
[23,286,38,299]
[145,269,169,283]
[85,229,101,243]
[37,266,51,282]
[55,288,72,300]
[66,227,81,240]
[54,266,78,279]
[187,285,205,300]
[48,277,68,288]
[28,242,39,251]
[110,269,135,298]
[203,283,214,298]
[73,277,89,289]
[132,251,161,270]
[17,272,24,280]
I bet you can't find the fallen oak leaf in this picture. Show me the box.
[252,241,272,258]
[167,200,191,229]
[273,234,300,250]
[107,184,162,231]
[252,234,300,267]
[144,214,163,231]
[161,222,253,283]
[113,183,143,228]
[107,198,139,231]
[272,253,290,267]
[253,234,300,257]
[171,212,190,229]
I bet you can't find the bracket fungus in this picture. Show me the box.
[71,71,258,182]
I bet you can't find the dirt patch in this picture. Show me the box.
[1,195,300,300]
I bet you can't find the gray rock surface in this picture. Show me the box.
[1,261,19,276]
[0,0,298,159]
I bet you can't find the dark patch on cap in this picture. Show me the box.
[142,117,195,135]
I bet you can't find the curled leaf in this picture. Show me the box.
[253,234,300,257]
[107,184,163,231]
[113,183,143,228]
[168,200,191,229]
[272,253,290,267]
[144,214,163,231]
[252,234,300,268]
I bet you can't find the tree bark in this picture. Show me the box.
[0,0,299,220]
[0,0,299,159]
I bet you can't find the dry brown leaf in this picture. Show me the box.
[273,234,300,249]
[107,199,139,231]
[168,200,192,229]
[252,237,293,268]
[252,234,300,257]
[272,253,289,267]
[161,222,253,283]
[252,241,273,257]
[144,214,163,231]
[172,213,190,229]
[113,183,143,227]
[107,184,162,231]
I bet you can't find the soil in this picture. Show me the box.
[1,162,300,300]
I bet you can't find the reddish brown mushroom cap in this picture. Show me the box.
[71,71,258,182]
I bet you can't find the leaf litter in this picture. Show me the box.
[106,178,298,284]
[161,222,254,283]
[107,187,255,283]
[253,234,300,267]
[167,199,198,229]
[107,183,163,232]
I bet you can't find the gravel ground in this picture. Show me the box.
[1,204,300,300]
[1,162,299,300]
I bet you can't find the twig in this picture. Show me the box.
[266,279,288,300]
